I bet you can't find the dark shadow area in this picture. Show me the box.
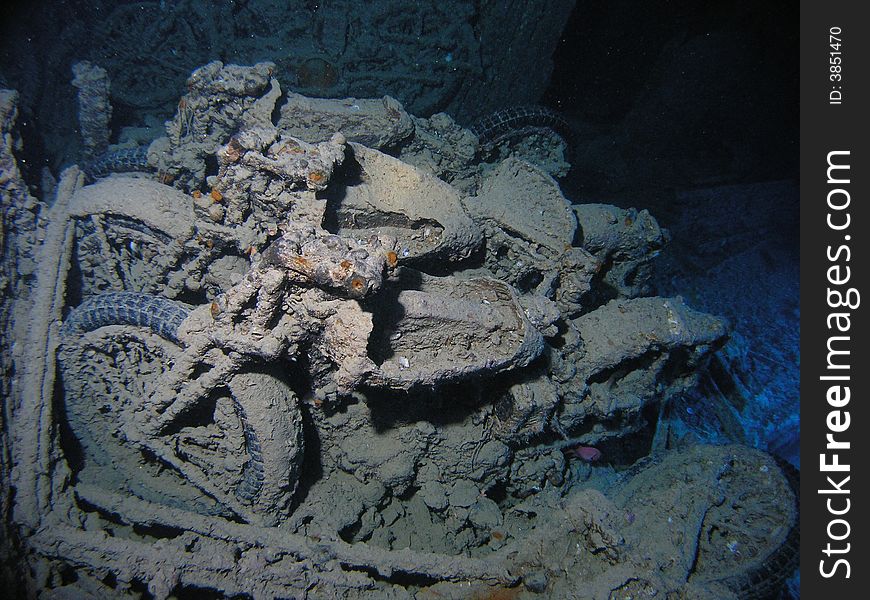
[543,0,798,212]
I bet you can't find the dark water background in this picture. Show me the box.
[0,0,799,596]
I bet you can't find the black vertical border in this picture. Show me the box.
[801,0,869,596]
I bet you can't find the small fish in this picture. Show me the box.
[563,445,602,463]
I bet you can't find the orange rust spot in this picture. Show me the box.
[210,188,223,202]
[386,250,398,268]
[340,259,352,269]
[279,140,304,154]
[191,189,202,199]
[293,255,310,268]
[158,172,175,185]
[490,530,505,541]
[307,171,326,184]
[246,245,257,257]
[209,301,221,319]
[350,277,365,292]
[178,97,187,111]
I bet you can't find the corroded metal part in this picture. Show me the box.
[327,143,483,267]
[365,270,544,389]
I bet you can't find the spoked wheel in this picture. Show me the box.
[71,213,190,296]
[688,452,799,599]
[67,177,198,298]
[59,313,304,526]
[60,179,300,525]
